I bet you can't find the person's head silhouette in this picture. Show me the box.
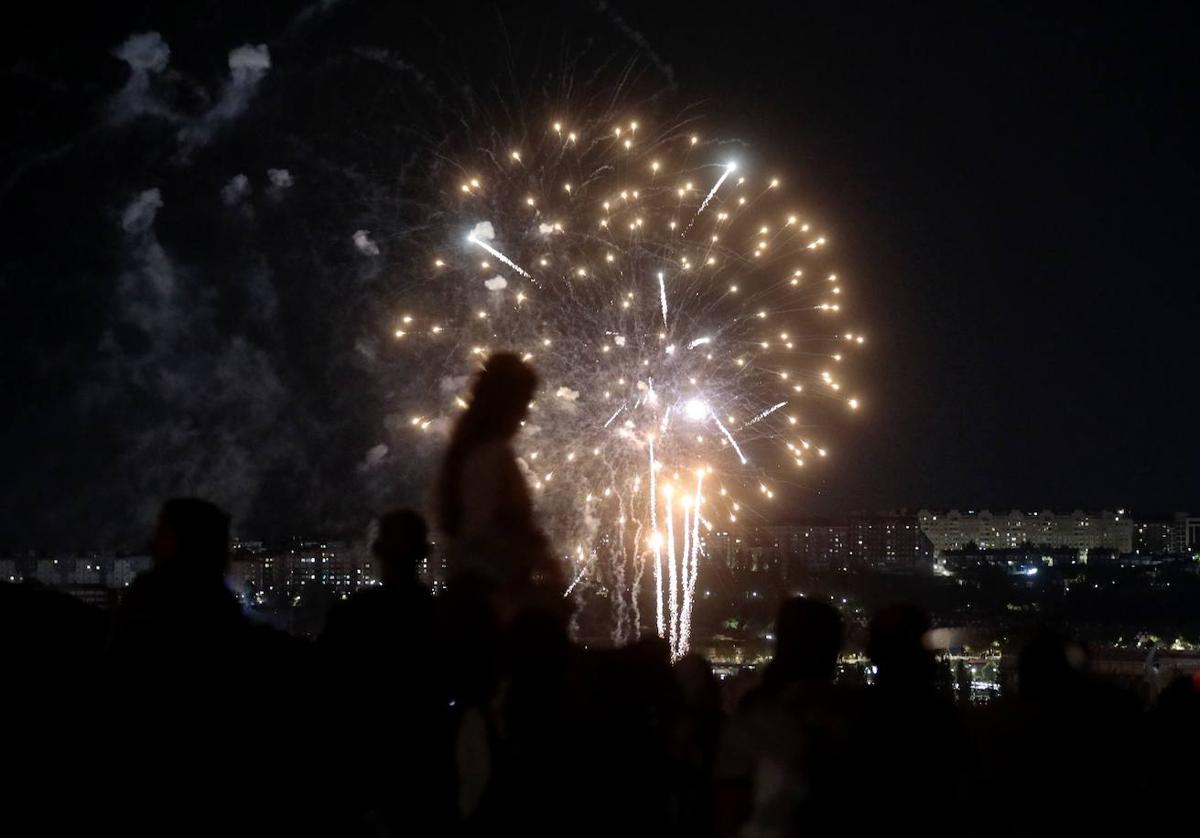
[867,604,934,688]
[465,352,538,439]
[1018,629,1085,700]
[372,508,430,586]
[765,596,844,688]
[150,498,231,577]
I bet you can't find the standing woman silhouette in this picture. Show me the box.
[435,353,566,612]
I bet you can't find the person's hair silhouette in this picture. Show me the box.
[436,352,538,538]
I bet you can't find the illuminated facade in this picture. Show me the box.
[709,513,931,579]
[917,509,1133,560]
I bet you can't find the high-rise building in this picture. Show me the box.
[789,522,851,574]
[847,514,934,572]
[917,509,1133,560]
[1134,519,1175,554]
[232,540,375,601]
[708,512,929,580]
[711,521,851,578]
[1172,514,1200,555]
[709,528,789,575]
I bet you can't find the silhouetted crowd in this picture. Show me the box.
[5,354,1198,837]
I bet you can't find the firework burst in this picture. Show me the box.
[393,113,864,659]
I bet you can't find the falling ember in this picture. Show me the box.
[392,112,864,655]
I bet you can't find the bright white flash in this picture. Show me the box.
[684,398,710,422]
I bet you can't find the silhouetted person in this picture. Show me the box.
[987,629,1143,837]
[434,355,576,829]
[674,653,722,836]
[716,598,854,837]
[3,580,107,685]
[866,603,939,694]
[764,596,845,696]
[110,498,242,664]
[1148,674,1200,803]
[851,604,969,838]
[321,508,436,653]
[1017,627,1086,700]
[460,608,581,835]
[318,509,453,834]
[579,637,680,834]
[435,352,565,617]
[5,581,108,833]
[106,498,308,836]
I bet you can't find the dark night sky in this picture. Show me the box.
[2,1,1197,547]
[630,3,1200,518]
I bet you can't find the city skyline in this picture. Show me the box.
[8,504,1195,555]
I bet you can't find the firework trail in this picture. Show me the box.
[467,233,532,278]
[679,468,704,654]
[745,400,788,428]
[665,484,678,653]
[685,161,736,234]
[657,271,669,325]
